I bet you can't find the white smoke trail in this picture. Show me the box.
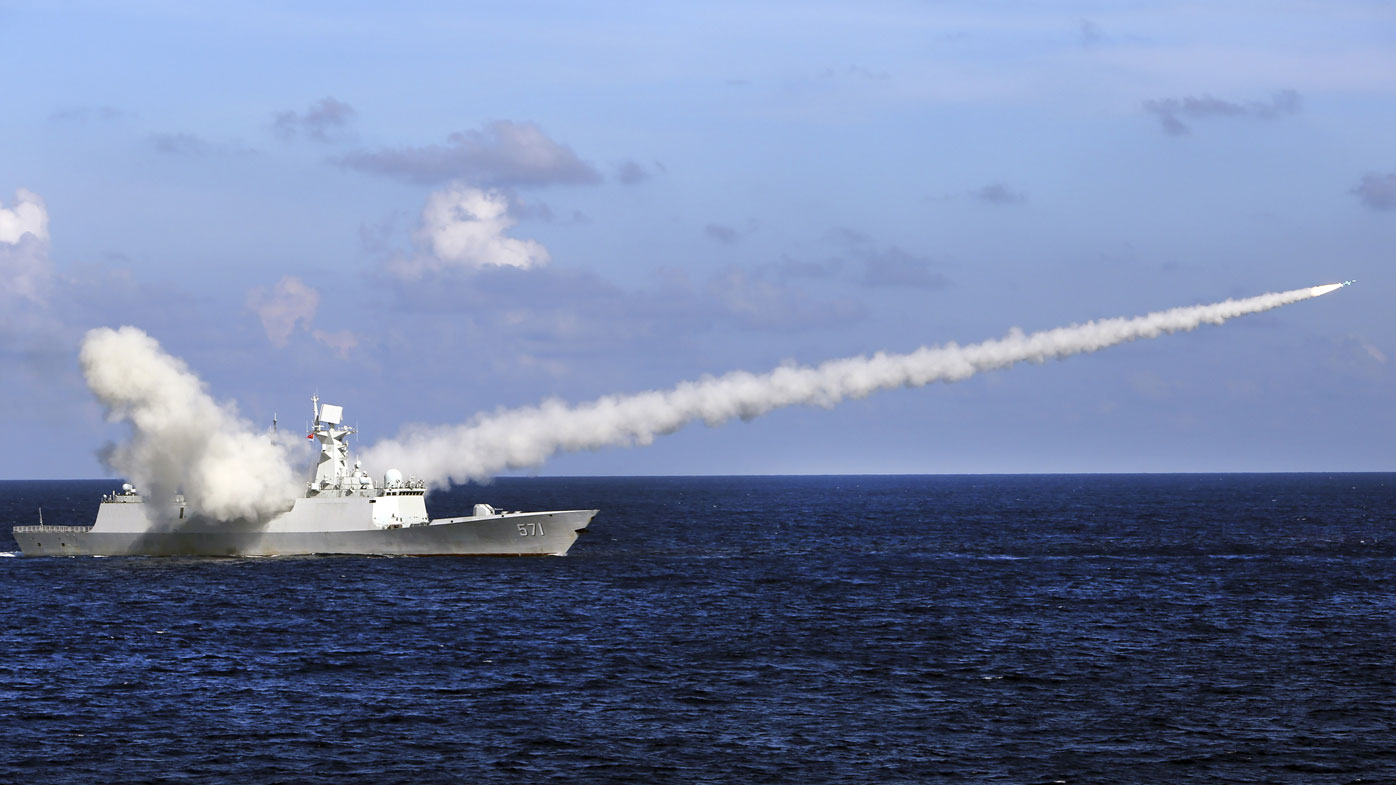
[81,326,303,521]
[360,284,1343,485]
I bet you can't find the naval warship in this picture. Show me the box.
[12,397,597,557]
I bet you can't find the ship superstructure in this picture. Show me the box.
[13,398,597,557]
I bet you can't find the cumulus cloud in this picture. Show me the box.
[391,184,550,279]
[1144,90,1300,135]
[0,188,52,303]
[338,120,600,187]
[1350,171,1396,210]
[247,276,320,346]
[272,97,356,142]
[0,188,48,244]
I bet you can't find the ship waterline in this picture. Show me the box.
[14,510,594,557]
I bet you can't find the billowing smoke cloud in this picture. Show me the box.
[360,284,1343,485]
[81,326,303,522]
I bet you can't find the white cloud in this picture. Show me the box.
[393,184,550,279]
[247,276,320,346]
[0,189,52,303]
[0,188,48,244]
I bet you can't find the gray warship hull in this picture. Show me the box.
[14,509,596,557]
[14,397,599,558]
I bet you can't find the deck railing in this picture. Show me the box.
[12,525,93,534]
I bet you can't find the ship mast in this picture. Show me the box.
[309,395,357,494]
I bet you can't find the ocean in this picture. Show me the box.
[2,474,1393,784]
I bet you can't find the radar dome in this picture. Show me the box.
[383,468,404,488]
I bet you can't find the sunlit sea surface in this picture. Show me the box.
[2,474,1394,784]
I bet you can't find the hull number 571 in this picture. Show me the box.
[517,522,546,537]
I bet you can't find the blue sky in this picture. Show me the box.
[2,1,1393,478]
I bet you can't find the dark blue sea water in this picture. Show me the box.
[2,474,1394,784]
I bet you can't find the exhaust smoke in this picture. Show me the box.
[81,326,303,522]
[80,284,1343,519]
[359,283,1345,486]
